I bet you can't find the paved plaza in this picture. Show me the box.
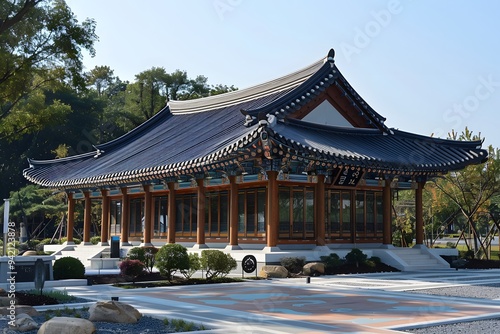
[48,269,500,333]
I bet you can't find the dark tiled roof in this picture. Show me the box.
[268,118,487,174]
[23,49,488,189]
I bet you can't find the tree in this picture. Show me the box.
[0,0,97,139]
[431,128,500,259]
[155,244,190,281]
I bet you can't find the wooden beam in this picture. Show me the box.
[415,182,425,245]
[83,191,91,244]
[383,180,392,245]
[229,176,239,246]
[120,187,130,244]
[100,189,109,244]
[316,174,326,246]
[66,192,75,243]
[142,184,153,245]
[196,178,206,247]
[267,171,279,247]
[167,182,176,244]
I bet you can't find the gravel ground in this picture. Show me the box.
[1,308,207,334]
[404,283,500,334]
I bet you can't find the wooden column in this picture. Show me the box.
[100,189,109,245]
[382,179,392,245]
[142,184,153,246]
[120,187,131,245]
[167,182,176,244]
[316,174,326,246]
[83,191,92,244]
[415,182,425,245]
[66,192,75,244]
[266,171,279,248]
[196,178,206,247]
[229,175,239,247]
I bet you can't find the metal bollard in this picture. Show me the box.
[306,277,311,284]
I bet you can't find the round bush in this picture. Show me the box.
[155,244,190,281]
[53,256,85,280]
[90,236,101,245]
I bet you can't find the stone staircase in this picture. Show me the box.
[52,244,108,268]
[375,247,452,271]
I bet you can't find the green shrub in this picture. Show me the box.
[18,242,29,252]
[59,237,81,245]
[128,246,158,273]
[460,249,475,259]
[119,259,145,283]
[280,256,306,274]
[90,236,101,245]
[200,250,237,280]
[27,239,40,249]
[345,248,368,267]
[39,238,58,245]
[180,253,201,279]
[53,256,85,280]
[369,256,381,264]
[320,253,344,273]
[155,244,190,281]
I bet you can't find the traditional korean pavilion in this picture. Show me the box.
[24,49,488,252]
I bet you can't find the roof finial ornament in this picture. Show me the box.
[326,48,335,63]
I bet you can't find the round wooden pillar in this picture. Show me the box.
[66,192,75,243]
[167,182,176,244]
[266,171,279,248]
[316,174,326,246]
[83,191,92,244]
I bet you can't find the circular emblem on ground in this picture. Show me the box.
[242,255,257,273]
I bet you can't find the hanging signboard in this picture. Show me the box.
[334,167,363,187]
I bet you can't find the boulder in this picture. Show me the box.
[88,300,141,323]
[0,296,12,306]
[38,317,95,334]
[22,250,38,256]
[302,262,325,276]
[9,313,38,332]
[0,305,39,316]
[258,265,288,278]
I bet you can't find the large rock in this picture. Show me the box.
[9,313,38,332]
[22,250,38,256]
[38,317,95,334]
[0,305,39,316]
[88,300,141,323]
[259,265,288,278]
[302,262,325,276]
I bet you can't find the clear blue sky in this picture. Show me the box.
[66,0,500,149]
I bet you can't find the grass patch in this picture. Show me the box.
[113,276,244,289]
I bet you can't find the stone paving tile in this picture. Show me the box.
[58,269,500,333]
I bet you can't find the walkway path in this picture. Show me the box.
[56,269,500,333]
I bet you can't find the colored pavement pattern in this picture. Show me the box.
[58,269,500,333]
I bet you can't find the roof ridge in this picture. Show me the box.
[168,57,326,115]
